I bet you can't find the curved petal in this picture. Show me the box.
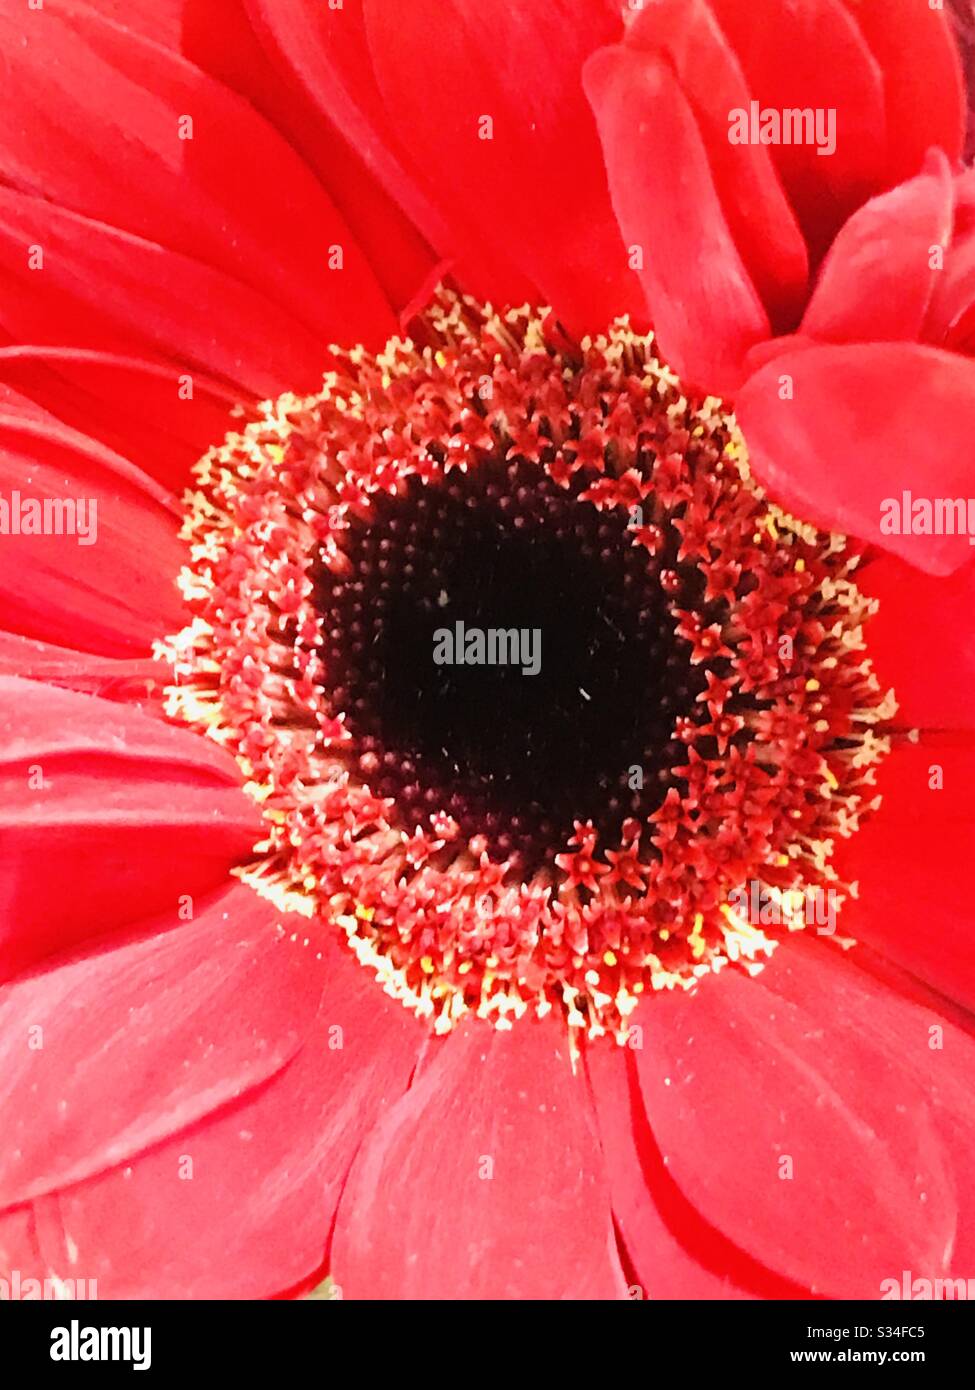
[0,0,395,350]
[0,346,242,495]
[244,0,450,248]
[737,342,975,576]
[0,882,319,1209]
[33,934,425,1299]
[588,1041,781,1299]
[832,737,975,1014]
[925,167,975,350]
[0,677,261,979]
[584,45,769,394]
[801,150,954,344]
[706,0,887,260]
[238,0,441,310]
[0,188,333,399]
[634,936,974,1297]
[0,633,165,707]
[332,1015,628,1299]
[362,0,639,331]
[839,0,965,186]
[0,408,185,655]
[621,0,809,332]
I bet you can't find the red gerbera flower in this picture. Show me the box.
[1,0,974,1303]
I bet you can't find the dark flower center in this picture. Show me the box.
[318,460,701,875]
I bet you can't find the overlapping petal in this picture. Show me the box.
[0,678,261,978]
[332,1016,628,1299]
[0,883,319,1208]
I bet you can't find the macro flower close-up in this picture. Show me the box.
[1,0,974,1314]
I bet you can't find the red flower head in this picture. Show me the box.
[0,0,974,1305]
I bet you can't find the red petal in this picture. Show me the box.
[588,1042,764,1298]
[0,346,242,495]
[0,883,317,1208]
[621,0,809,332]
[737,342,975,575]
[832,738,975,1013]
[0,1,395,350]
[706,0,886,260]
[27,0,435,315]
[0,677,260,979]
[362,0,639,331]
[332,1015,628,1298]
[0,632,164,707]
[925,167,975,348]
[831,948,975,1275]
[240,0,443,310]
[801,150,954,343]
[584,46,768,394]
[635,937,963,1296]
[857,553,975,732]
[0,408,185,655]
[37,935,425,1298]
[0,188,331,399]
[838,0,965,186]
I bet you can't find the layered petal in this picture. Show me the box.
[838,0,965,187]
[332,1015,628,1299]
[0,633,164,706]
[0,883,319,1208]
[0,346,241,495]
[588,1042,780,1299]
[0,677,261,978]
[613,0,810,331]
[584,44,769,394]
[0,407,184,655]
[31,933,425,1299]
[800,150,954,344]
[634,936,975,1296]
[736,342,975,574]
[0,0,395,349]
[361,0,640,330]
[0,188,333,400]
[706,0,886,258]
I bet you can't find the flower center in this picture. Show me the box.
[320,461,702,877]
[163,289,894,1042]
